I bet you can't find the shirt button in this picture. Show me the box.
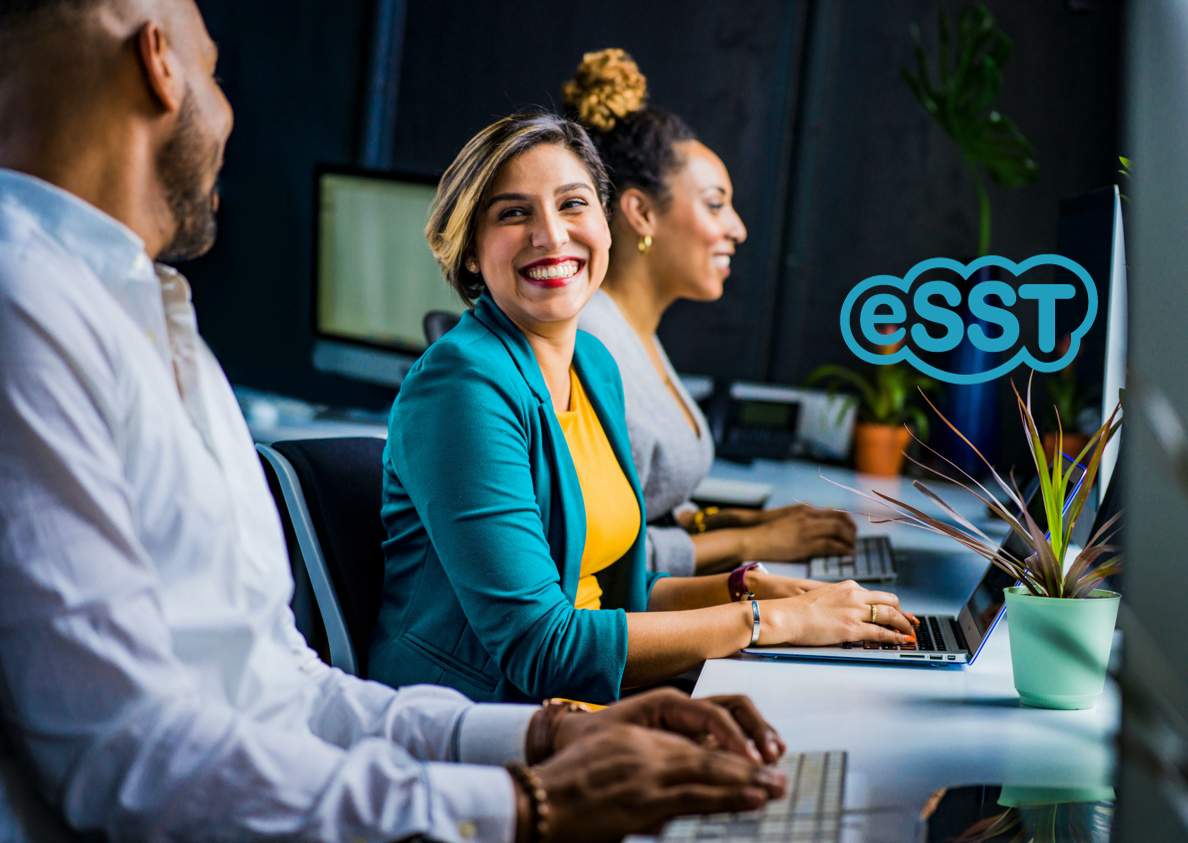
[457,819,477,838]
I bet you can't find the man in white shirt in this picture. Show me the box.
[0,1,789,841]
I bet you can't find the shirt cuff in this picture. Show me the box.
[456,704,537,766]
[423,762,518,843]
[646,525,697,577]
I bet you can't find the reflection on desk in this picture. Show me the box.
[695,458,1119,843]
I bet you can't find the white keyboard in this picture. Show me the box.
[808,536,896,583]
[659,751,846,842]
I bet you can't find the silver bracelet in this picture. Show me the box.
[749,600,761,646]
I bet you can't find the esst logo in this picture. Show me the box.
[839,255,1097,385]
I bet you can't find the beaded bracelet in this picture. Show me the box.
[506,761,551,843]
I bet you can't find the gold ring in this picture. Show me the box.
[870,604,878,624]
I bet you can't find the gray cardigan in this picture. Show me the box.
[578,290,714,576]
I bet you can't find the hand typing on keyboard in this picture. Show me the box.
[748,581,916,647]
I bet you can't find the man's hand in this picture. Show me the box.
[532,724,786,843]
[551,688,786,764]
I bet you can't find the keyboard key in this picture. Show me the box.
[881,643,899,650]
[863,641,881,650]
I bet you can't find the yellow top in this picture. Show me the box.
[555,368,641,611]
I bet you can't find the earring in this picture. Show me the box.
[467,260,478,273]
[638,234,652,254]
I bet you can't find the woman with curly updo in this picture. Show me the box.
[570,49,859,578]
[369,111,914,704]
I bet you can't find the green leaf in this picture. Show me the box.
[902,2,1038,255]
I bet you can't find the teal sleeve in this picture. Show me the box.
[389,340,628,702]
[645,571,669,601]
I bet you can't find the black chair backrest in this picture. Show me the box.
[423,310,461,345]
[271,438,387,674]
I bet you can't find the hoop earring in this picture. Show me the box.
[638,235,652,254]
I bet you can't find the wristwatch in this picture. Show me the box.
[728,562,769,602]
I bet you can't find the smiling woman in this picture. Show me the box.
[569,49,863,579]
[368,111,915,704]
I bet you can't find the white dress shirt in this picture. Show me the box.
[0,169,535,843]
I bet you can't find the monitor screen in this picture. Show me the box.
[316,170,461,353]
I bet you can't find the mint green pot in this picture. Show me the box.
[1004,586,1121,710]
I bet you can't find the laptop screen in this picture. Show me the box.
[958,455,1088,651]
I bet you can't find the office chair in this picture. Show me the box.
[257,438,388,677]
[422,310,461,345]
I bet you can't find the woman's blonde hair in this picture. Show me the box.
[426,111,611,306]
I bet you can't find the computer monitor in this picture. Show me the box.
[1052,186,1128,503]
[311,165,461,387]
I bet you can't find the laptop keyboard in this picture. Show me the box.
[838,615,963,661]
[660,751,846,842]
[808,536,895,582]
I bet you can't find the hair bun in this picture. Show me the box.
[562,48,648,133]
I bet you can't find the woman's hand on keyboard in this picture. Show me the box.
[532,724,785,843]
[757,580,915,646]
[738,505,857,562]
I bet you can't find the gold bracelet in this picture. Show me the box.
[691,506,720,534]
[506,761,552,843]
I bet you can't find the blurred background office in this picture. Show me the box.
[167,1,1188,838]
[185,0,1120,478]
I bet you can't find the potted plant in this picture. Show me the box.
[840,380,1122,709]
[806,362,941,477]
[901,4,1040,476]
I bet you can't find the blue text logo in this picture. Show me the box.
[840,255,1097,385]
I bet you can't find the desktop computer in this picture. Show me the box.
[311,166,461,387]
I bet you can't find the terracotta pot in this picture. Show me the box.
[853,423,912,476]
[1042,432,1090,464]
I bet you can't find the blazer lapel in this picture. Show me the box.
[471,296,586,597]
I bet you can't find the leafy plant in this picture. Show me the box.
[807,363,942,441]
[835,378,1122,599]
[902,4,1039,257]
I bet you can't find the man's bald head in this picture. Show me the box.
[0,0,232,261]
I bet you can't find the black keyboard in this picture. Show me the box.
[839,615,953,653]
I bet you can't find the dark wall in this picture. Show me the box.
[187,0,1121,424]
[770,0,1122,384]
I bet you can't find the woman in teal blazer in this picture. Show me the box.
[368,112,914,704]
[370,294,659,702]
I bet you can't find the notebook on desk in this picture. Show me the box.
[745,455,1087,667]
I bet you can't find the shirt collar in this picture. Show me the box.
[0,168,155,293]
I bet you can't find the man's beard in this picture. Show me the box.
[157,90,222,264]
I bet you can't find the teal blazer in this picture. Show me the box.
[368,295,666,703]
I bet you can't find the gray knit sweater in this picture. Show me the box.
[578,290,714,576]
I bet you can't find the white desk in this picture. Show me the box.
[694,458,1119,836]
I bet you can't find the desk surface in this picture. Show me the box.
[694,458,1119,834]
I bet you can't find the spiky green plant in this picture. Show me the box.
[837,378,1122,599]
[807,363,941,441]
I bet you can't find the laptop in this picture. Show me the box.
[744,455,1087,666]
[807,535,896,583]
[658,750,847,843]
